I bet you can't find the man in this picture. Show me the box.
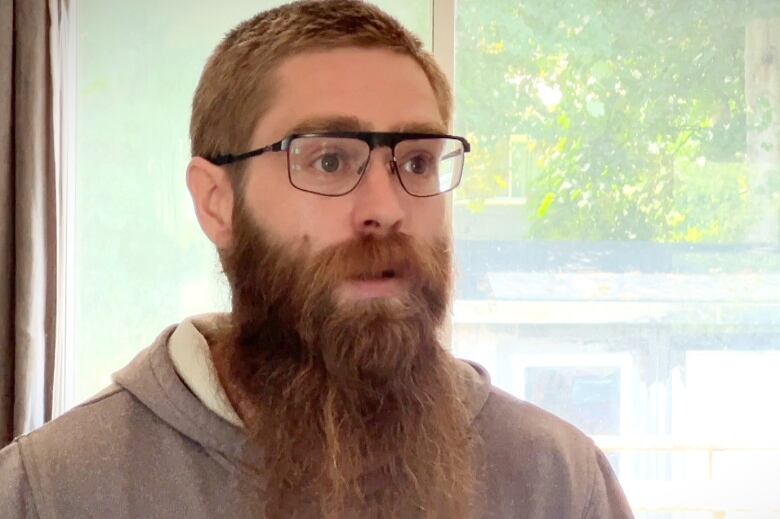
[0,1,634,517]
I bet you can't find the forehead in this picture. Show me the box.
[252,47,446,142]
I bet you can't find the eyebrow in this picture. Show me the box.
[285,116,448,135]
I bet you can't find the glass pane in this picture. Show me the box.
[452,1,780,517]
[396,138,464,195]
[71,0,433,409]
[290,137,369,194]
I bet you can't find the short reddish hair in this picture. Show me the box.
[190,0,452,168]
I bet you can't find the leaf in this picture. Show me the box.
[467,199,486,214]
[537,192,555,217]
[666,210,686,227]
[686,227,703,242]
[586,99,606,117]
[589,60,612,80]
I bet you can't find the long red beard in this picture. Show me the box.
[212,204,476,518]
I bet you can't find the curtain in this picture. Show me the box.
[0,0,59,448]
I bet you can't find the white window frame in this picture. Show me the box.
[52,0,79,418]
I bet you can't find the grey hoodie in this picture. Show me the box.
[0,322,634,518]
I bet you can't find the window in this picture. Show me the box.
[63,1,780,517]
[450,1,780,517]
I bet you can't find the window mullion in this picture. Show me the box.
[432,0,456,130]
[52,0,79,418]
[431,0,457,351]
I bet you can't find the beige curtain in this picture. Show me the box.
[0,0,58,447]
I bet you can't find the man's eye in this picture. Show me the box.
[314,153,343,173]
[402,154,432,175]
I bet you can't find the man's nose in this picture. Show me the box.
[350,154,405,237]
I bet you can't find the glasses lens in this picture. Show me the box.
[395,138,465,196]
[288,137,369,195]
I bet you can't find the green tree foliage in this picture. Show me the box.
[455,0,780,242]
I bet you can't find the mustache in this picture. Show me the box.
[299,232,450,290]
[224,222,452,349]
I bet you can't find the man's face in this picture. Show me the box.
[239,47,449,302]
[206,47,474,517]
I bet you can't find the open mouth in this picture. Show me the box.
[341,267,409,300]
[355,268,402,281]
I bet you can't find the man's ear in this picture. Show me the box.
[186,157,235,249]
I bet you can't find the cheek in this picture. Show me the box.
[296,205,352,246]
[244,178,352,248]
[404,198,447,239]
[241,167,302,238]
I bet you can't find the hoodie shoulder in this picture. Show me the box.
[460,361,634,519]
[0,440,40,519]
[2,382,165,519]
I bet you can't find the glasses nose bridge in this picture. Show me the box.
[364,132,402,161]
[360,140,399,177]
[352,144,405,199]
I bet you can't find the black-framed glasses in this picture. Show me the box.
[206,132,470,197]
